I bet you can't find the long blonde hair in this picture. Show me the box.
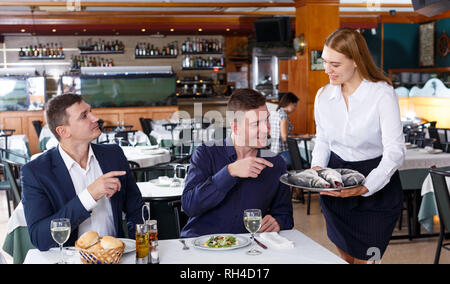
[324,27,392,86]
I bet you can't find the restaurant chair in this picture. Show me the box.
[287,137,317,215]
[31,120,43,138]
[139,118,153,137]
[1,159,22,210]
[429,168,450,264]
[167,199,188,239]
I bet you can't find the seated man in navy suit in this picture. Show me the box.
[21,94,144,251]
[181,89,293,237]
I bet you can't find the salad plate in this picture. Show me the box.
[191,234,251,251]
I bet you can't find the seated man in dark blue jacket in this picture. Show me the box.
[21,94,144,251]
[181,89,293,238]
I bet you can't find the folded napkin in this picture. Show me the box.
[140,148,167,155]
[259,232,295,249]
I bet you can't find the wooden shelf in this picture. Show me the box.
[19,56,65,60]
[181,67,224,71]
[79,49,124,55]
[181,52,223,55]
[135,55,177,59]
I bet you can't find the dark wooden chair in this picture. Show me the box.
[429,168,450,264]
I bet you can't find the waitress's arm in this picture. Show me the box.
[280,118,289,142]
[311,88,331,168]
[362,90,406,197]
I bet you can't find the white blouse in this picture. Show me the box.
[311,80,406,197]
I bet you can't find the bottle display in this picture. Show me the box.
[18,43,65,59]
[135,41,178,58]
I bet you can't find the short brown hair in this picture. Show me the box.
[277,92,299,111]
[45,93,83,141]
[227,88,266,112]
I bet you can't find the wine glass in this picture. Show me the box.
[243,209,262,255]
[108,133,116,144]
[50,218,71,264]
[128,132,137,147]
[170,163,181,187]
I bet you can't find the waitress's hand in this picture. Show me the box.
[320,185,369,198]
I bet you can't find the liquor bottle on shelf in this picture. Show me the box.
[135,41,178,58]
[19,42,64,59]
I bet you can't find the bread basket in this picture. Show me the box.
[75,238,125,264]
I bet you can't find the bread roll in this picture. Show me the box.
[77,231,99,249]
[100,236,123,250]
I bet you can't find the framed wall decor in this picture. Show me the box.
[310,50,324,71]
[419,21,435,67]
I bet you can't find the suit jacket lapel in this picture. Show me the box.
[51,148,77,202]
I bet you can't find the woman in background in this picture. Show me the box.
[270,92,299,169]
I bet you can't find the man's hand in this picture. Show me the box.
[258,215,280,233]
[227,157,274,178]
[87,171,126,201]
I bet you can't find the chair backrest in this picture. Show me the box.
[130,163,173,182]
[1,159,21,209]
[287,137,303,170]
[31,120,43,138]
[139,118,153,136]
[428,127,443,150]
[429,168,450,231]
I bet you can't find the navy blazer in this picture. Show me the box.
[21,144,144,251]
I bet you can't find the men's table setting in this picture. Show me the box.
[23,229,346,264]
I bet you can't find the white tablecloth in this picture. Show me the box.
[121,146,171,167]
[23,229,346,264]
[400,149,450,171]
[137,180,184,199]
[6,202,26,235]
[0,134,30,156]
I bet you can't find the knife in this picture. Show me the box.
[254,238,268,249]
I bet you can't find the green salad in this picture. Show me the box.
[204,235,237,248]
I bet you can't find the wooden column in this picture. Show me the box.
[289,0,340,134]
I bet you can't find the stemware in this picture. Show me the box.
[50,218,71,264]
[243,209,262,255]
[128,132,138,147]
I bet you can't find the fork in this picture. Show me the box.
[179,239,189,250]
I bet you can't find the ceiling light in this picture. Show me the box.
[83,29,87,32]
[20,29,26,33]
[226,28,230,32]
[141,28,146,32]
[198,28,203,32]
[52,29,56,33]
[170,28,175,32]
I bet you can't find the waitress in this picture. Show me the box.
[311,28,405,264]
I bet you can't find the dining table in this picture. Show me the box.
[23,229,347,264]
[120,146,171,168]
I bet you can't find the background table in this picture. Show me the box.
[121,146,171,167]
[23,229,347,264]
[137,181,184,200]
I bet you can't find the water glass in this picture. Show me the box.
[50,218,71,264]
[243,209,262,255]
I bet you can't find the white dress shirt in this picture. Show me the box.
[311,80,406,197]
[58,145,116,237]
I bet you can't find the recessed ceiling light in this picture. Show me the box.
[20,29,26,33]
[226,28,230,32]
[52,29,56,32]
[83,29,87,32]
[170,28,175,32]
[198,28,203,32]
[141,28,146,32]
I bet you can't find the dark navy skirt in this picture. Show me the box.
[320,152,403,261]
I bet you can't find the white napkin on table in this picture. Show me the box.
[259,232,295,249]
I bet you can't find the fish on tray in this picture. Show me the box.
[317,168,343,188]
[341,172,365,187]
[287,171,330,188]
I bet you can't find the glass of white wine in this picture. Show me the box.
[50,218,71,264]
[243,209,262,255]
